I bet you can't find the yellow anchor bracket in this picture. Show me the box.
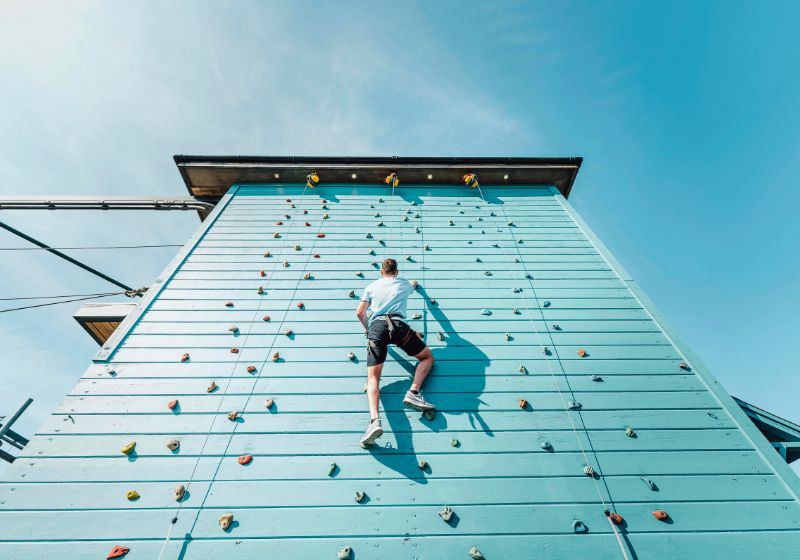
[384,173,399,187]
[463,172,479,188]
[306,172,320,189]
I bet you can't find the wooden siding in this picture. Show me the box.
[1,184,798,559]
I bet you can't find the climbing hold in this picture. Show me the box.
[512,308,520,314]
[542,300,550,307]
[640,477,657,491]
[475,257,482,263]
[484,271,493,276]
[338,547,352,560]
[414,213,420,218]
[514,257,520,263]
[180,353,190,363]
[463,172,479,188]
[106,545,130,559]
[480,309,492,315]
[174,484,186,501]
[207,381,218,393]
[356,271,364,277]
[415,227,421,233]
[577,349,587,358]
[262,397,274,409]
[372,261,379,268]
[519,364,527,374]
[519,398,528,409]
[286,198,291,202]
[284,329,293,336]
[606,511,624,525]
[294,245,302,251]
[411,312,422,319]
[505,333,512,341]
[583,465,595,477]
[374,212,381,218]
[322,213,330,219]
[567,401,582,410]
[303,209,308,214]
[238,455,253,466]
[219,513,234,531]
[264,251,271,258]
[385,173,399,187]
[591,375,603,382]
[411,200,417,206]
[306,172,319,188]
[284,213,290,219]
[121,441,136,455]
[262,315,270,321]
[449,220,455,226]
[247,365,256,373]
[225,302,234,308]
[377,221,384,227]
[542,347,551,356]
[275,221,283,226]
[227,410,239,421]
[282,260,289,267]
[423,409,436,421]
[572,519,587,533]
[166,439,180,451]
[625,427,636,438]
[418,459,429,469]
[167,399,179,410]
[540,441,552,450]
[229,324,240,332]
[328,462,337,476]
[424,244,430,250]
[405,255,412,261]
[507,221,514,226]
[257,286,264,295]
[438,505,454,522]
[450,439,460,448]
[273,232,280,239]
[354,491,366,503]
[469,547,486,560]
[489,211,496,217]
[366,233,373,239]
[305,222,311,226]
[652,510,669,521]
[297,301,306,308]
[679,362,690,370]
[314,254,321,258]
[511,287,520,292]
[126,490,140,501]
[230,347,240,354]
[272,352,280,362]
[347,352,356,361]
[348,290,356,298]
[437,332,445,341]
[551,324,561,330]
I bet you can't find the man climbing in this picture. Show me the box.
[356,258,435,446]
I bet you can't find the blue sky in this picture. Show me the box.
[1,1,798,474]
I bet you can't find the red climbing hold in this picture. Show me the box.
[303,209,308,214]
[297,302,305,309]
[167,399,178,410]
[225,302,234,308]
[107,545,130,559]
[577,349,587,357]
[180,353,190,362]
[247,365,256,373]
[313,254,320,258]
[286,198,291,202]
[263,315,271,322]
[607,512,623,525]
[238,454,253,465]
[230,348,240,354]
[317,233,326,238]
[275,221,283,225]
[305,222,311,226]
[652,510,669,521]
[260,270,266,277]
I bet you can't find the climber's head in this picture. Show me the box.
[381,258,398,277]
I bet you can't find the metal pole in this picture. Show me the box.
[0,398,33,441]
[0,220,135,293]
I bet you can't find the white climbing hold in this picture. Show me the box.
[568,401,582,410]
[228,325,239,333]
[174,484,186,501]
[227,410,239,421]
[583,465,595,477]
[303,272,311,280]
[469,547,486,560]
[519,364,527,374]
[438,505,454,522]
[166,439,180,451]
[207,381,218,393]
[347,352,356,361]
[263,251,271,258]
[625,427,636,437]
[283,261,289,267]
[264,398,274,409]
[411,312,422,319]
[437,332,445,341]
[338,546,352,560]
[505,333,512,341]
[354,491,366,503]
[272,352,280,362]
[273,232,280,238]
[480,309,492,315]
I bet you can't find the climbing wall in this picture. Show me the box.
[1,183,799,560]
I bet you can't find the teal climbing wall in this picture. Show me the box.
[1,183,799,559]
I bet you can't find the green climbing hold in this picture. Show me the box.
[469,547,486,560]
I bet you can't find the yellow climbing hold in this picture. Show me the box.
[121,441,136,455]
[126,490,140,501]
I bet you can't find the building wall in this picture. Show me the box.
[1,184,798,559]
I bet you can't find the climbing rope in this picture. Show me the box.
[471,179,630,558]
[155,181,314,560]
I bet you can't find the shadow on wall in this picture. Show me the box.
[367,285,491,482]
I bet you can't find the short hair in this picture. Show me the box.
[381,258,398,275]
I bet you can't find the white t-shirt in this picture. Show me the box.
[360,276,414,325]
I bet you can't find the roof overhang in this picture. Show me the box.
[734,396,800,463]
[74,302,137,346]
[174,155,583,202]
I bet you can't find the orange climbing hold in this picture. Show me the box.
[247,365,256,373]
[577,349,587,357]
[180,353,190,362]
[230,348,240,354]
[107,545,130,559]
[167,399,178,410]
[607,512,623,525]
[519,398,528,409]
[652,510,669,521]
[238,455,253,465]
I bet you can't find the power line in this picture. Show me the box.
[0,292,123,301]
[0,243,183,251]
[0,293,124,314]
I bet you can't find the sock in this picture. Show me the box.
[370,417,380,423]
[410,389,420,395]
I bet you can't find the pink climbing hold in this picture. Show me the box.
[180,353,190,362]
[317,233,326,238]
[167,399,178,410]
[238,455,253,465]
[297,302,305,309]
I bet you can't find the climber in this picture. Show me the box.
[356,258,435,446]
